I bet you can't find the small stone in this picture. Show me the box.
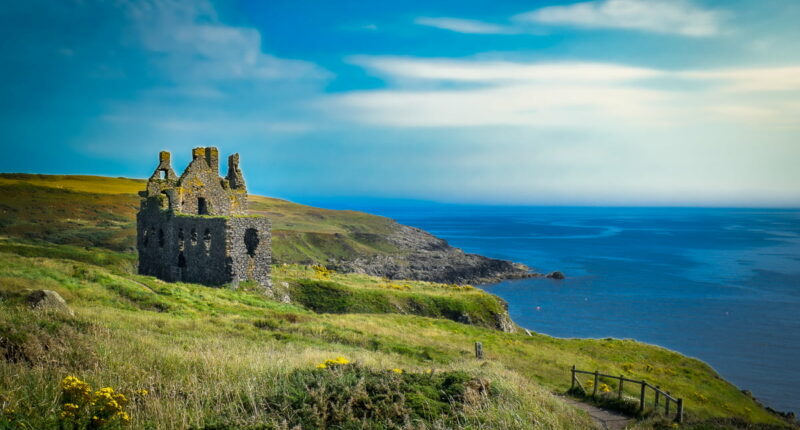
[26,290,74,316]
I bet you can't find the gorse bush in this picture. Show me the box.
[60,375,136,428]
[257,363,492,429]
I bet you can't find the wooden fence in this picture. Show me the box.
[571,365,684,423]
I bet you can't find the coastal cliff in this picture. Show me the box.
[327,224,534,284]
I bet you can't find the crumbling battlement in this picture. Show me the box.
[136,147,271,287]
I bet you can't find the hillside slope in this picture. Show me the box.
[0,173,531,283]
[0,241,788,429]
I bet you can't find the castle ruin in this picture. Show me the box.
[136,147,271,287]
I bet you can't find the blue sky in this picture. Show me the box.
[1,0,799,206]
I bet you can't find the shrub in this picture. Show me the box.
[258,364,491,429]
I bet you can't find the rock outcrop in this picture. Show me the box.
[328,224,536,285]
[26,290,74,316]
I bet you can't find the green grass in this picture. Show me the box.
[0,241,791,429]
[275,265,511,330]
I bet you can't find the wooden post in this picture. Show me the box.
[639,381,647,412]
[618,375,624,400]
[593,371,599,398]
[676,398,684,423]
[474,342,483,359]
[666,397,671,415]
[571,365,576,390]
[654,386,660,409]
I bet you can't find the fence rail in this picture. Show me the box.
[571,365,684,423]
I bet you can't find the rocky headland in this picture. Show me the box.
[327,224,538,285]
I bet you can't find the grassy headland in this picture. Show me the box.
[0,173,794,429]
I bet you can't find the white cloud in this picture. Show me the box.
[349,56,662,83]
[514,0,723,37]
[80,0,329,160]
[322,57,800,130]
[681,66,800,92]
[415,17,518,34]
[127,0,328,82]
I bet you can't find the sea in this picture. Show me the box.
[316,203,800,414]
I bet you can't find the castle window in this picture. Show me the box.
[190,228,198,245]
[244,228,259,257]
[158,229,165,248]
[178,228,185,251]
[198,197,208,215]
[160,169,167,180]
[149,227,156,247]
[160,191,170,210]
[143,228,149,246]
[203,229,212,254]
[178,252,186,268]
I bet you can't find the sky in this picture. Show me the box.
[1,0,799,206]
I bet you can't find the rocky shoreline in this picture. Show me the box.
[328,224,560,285]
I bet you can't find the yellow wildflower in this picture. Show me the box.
[599,383,612,393]
[136,389,149,397]
[61,376,92,401]
[327,357,350,365]
[391,368,403,374]
[316,356,351,368]
[116,411,131,422]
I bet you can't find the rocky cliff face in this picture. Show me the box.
[328,224,536,285]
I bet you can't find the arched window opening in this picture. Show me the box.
[160,191,171,210]
[190,228,198,245]
[203,229,212,254]
[244,228,259,257]
[158,229,165,248]
[160,170,167,180]
[198,197,208,215]
[178,252,186,268]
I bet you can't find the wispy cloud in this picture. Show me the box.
[681,66,800,92]
[127,0,328,82]
[515,0,723,37]
[414,17,518,34]
[74,0,331,159]
[323,56,800,129]
[416,0,723,37]
[348,56,662,83]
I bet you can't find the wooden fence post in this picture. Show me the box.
[655,386,660,409]
[475,342,483,359]
[593,370,599,398]
[618,375,624,400]
[676,398,684,423]
[666,397,671,415]
[639,381,647,412]
[571,365,576,390]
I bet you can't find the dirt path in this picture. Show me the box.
[561,397,636,430]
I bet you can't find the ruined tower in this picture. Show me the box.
[136,147,271,287]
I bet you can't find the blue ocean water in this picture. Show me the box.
[332,204,800,414]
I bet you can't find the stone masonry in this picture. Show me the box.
[137,147,271,287]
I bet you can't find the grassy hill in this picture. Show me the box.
[0,173,794,429]
[0,173,400,264]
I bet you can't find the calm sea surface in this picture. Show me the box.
[329,205,800,414]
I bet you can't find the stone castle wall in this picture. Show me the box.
[136,147,270,287]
